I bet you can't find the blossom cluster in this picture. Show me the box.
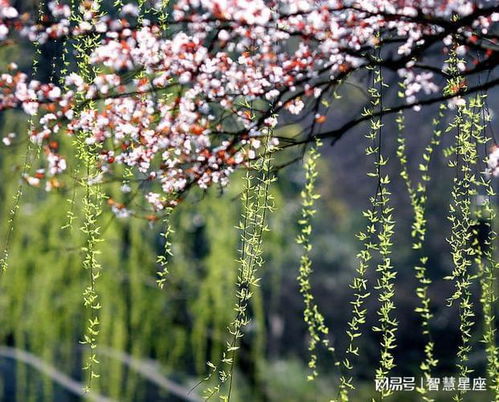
[0,0,497,215]
[487,145,499,178]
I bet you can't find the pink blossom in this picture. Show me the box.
[486,146,499,178]
[0,0,494,214]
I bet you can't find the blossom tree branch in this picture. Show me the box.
[0,0,497,216]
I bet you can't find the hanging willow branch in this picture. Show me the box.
[442,43,495,401]
[396,102,445,401]
[338,49,398,402]
[296,137,337,380]
[156,207,174,289]
[338,84,380,402]
[0,114,35,273]
[367,59,398,402]
[201,110,276,401]
[72,0,106,391]
[473,181,499,399]
[0,0,47,272]
[473,92,499,398]
[443,65,498,400]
